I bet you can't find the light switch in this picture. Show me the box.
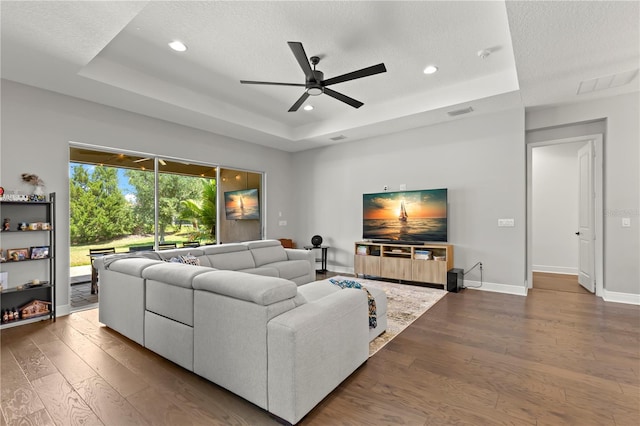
[279,220,287,226]
[622,217,631,227]
[498,218,515,227]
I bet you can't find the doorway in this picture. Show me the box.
[526,134,604,296]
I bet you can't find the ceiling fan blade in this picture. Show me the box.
[324,88,363,109]
[240,80,306,87]
[323,63,387,86]
[288,41,315,81]
[288,92,310,112]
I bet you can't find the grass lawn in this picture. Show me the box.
[70,229,212,266]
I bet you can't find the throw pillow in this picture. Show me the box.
[180,254,200,266]
[164,254,200,266]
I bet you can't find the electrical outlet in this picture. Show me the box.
[278,220,287,226]
[383,185,388,191]
[498,218,515,227]
[622,217,631,227]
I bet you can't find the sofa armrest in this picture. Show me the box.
[267,288,369,424]
[284,248,314,263]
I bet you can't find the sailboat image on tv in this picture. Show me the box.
[399,199,408,222]
[362,188,448,242]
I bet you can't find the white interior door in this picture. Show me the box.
[577,142,595,292]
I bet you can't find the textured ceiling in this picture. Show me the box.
[1,1,638,152]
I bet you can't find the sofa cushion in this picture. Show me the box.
[203,250,256,270]
[243,239,281,250]
[238,267,279,277]
[154,248,205,260]
[142,262,212,288]
[264,260,313,281]
[192,270,296,306]
[201,244,248,255]
[298,280,340,302]
[101,257,163,275]
[250,245,288,267]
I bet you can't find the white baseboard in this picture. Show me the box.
[56,303,71,317]
[463,280,528,296]
[532,265,578,275]
[602,289,640,305]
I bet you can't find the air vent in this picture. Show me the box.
[447,106,474,117]
[330,135,347,141]
[577,69,639,95]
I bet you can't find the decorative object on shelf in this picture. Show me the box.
[2,218,9,231]
[24,279,47,289]
[0,187,4,197]
[21,173,45,196]
[19,300,51,319]
[0,272,7,291]
[0,190,31,202]
[30,246,49,259]
[311,235,323,247]
[356,245,369,255]
[18,222,27,231]
[7,248,29,261]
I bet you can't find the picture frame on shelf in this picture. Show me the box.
[7,248,29,261]
[30,246,50,260]
[0,272,8,291]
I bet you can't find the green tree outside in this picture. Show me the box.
[180,179,217,242]
[69,165,134,243]
[127,170,205,240]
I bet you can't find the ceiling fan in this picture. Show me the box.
[240,41,387,112]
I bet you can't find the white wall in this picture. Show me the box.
[526,92,640,296]
[292,108,527,293]
[532,142,585,274]
[0,80,294,315]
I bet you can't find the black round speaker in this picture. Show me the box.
[311,235,323,247]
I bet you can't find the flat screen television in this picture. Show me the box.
[363,188,448,242]
[224,188,260,220]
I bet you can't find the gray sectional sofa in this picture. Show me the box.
[94,240,387,424]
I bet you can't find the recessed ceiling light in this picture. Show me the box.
[303,105,314,111]
[423,65,438,75]
[168,40,187,52]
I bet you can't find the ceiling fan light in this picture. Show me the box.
[307,87,323,96]
[303,105,314,111]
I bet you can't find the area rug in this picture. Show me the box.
[331,276,448,357]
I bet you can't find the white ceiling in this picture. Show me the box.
[1,1,638,152]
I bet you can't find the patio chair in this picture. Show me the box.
[89,247,116,294]
[158,243,178,250]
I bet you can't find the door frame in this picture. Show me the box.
[526,134,604,296]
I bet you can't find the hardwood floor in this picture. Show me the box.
[532,271,592,294]
[2,286,638,425]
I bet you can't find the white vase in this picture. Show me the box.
[33,186,44,196]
